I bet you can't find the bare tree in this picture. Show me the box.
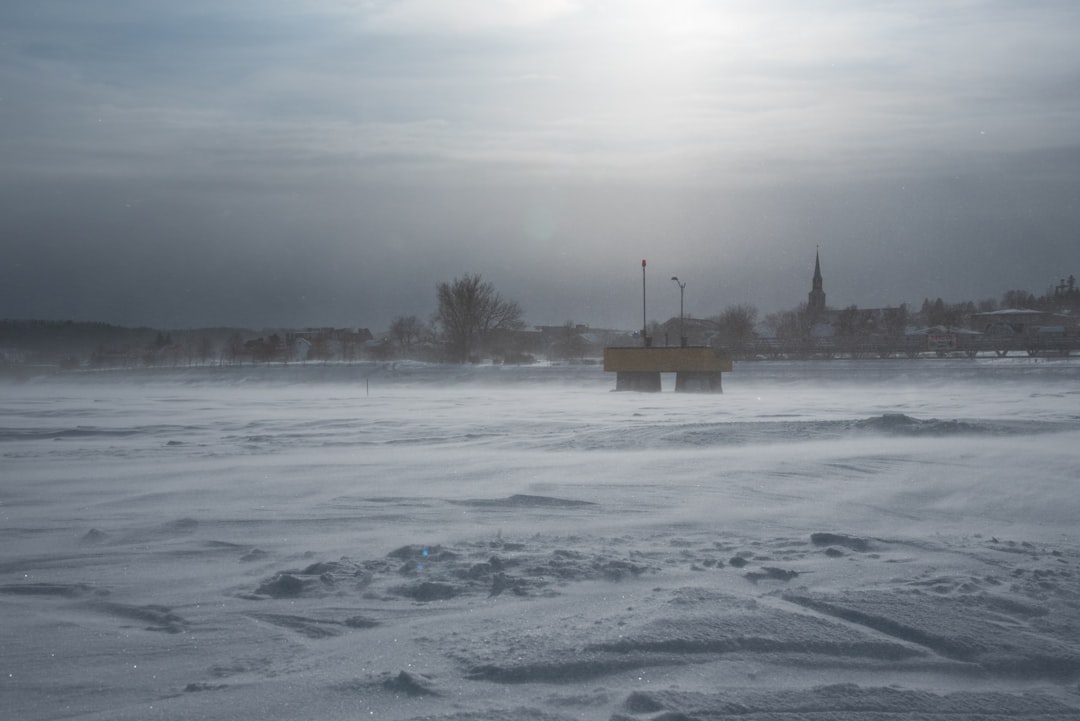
[197,335,214,365]
[389,315,424,353]
[1001,289,1038,309]
[435,274,524,362]
[712,304,758,348]
[838,305,877,336]
[763,305,811,340]
[882,304,909,337]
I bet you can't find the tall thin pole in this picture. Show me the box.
[641,259,648,347]
[680,284,685,346]
[672,276,687,347]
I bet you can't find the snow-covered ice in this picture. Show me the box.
[2,359,1079,720]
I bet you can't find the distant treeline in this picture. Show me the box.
[4,273,1079,370]
[1,320,153,360]
[0,320,259,367]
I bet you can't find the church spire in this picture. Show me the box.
[808,247,826,315]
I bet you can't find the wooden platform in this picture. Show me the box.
[603,347,733,392]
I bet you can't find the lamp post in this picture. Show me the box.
[671,276,687,347]
[642,259,650,347]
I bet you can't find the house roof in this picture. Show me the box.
[974,308,1043,316]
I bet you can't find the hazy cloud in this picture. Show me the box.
[361,0,581,33]
[2,1,1079,329]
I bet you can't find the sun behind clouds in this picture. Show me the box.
[361,0,581,33]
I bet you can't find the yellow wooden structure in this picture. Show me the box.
[603,347,733,392]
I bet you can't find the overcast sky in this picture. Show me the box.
[3,1,1079,331]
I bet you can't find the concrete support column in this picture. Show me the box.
[615,371,662,392]
[674,371,723,393]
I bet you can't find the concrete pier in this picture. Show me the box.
[614,371,663,392]
[603,347,733,393]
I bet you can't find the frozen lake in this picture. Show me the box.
[3,358,1080,720]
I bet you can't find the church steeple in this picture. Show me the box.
[808,248,826,315]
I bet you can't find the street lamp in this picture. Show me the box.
[671,276,687,347]
[641,259,650,347]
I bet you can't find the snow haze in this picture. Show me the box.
[3,359,1080,719]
